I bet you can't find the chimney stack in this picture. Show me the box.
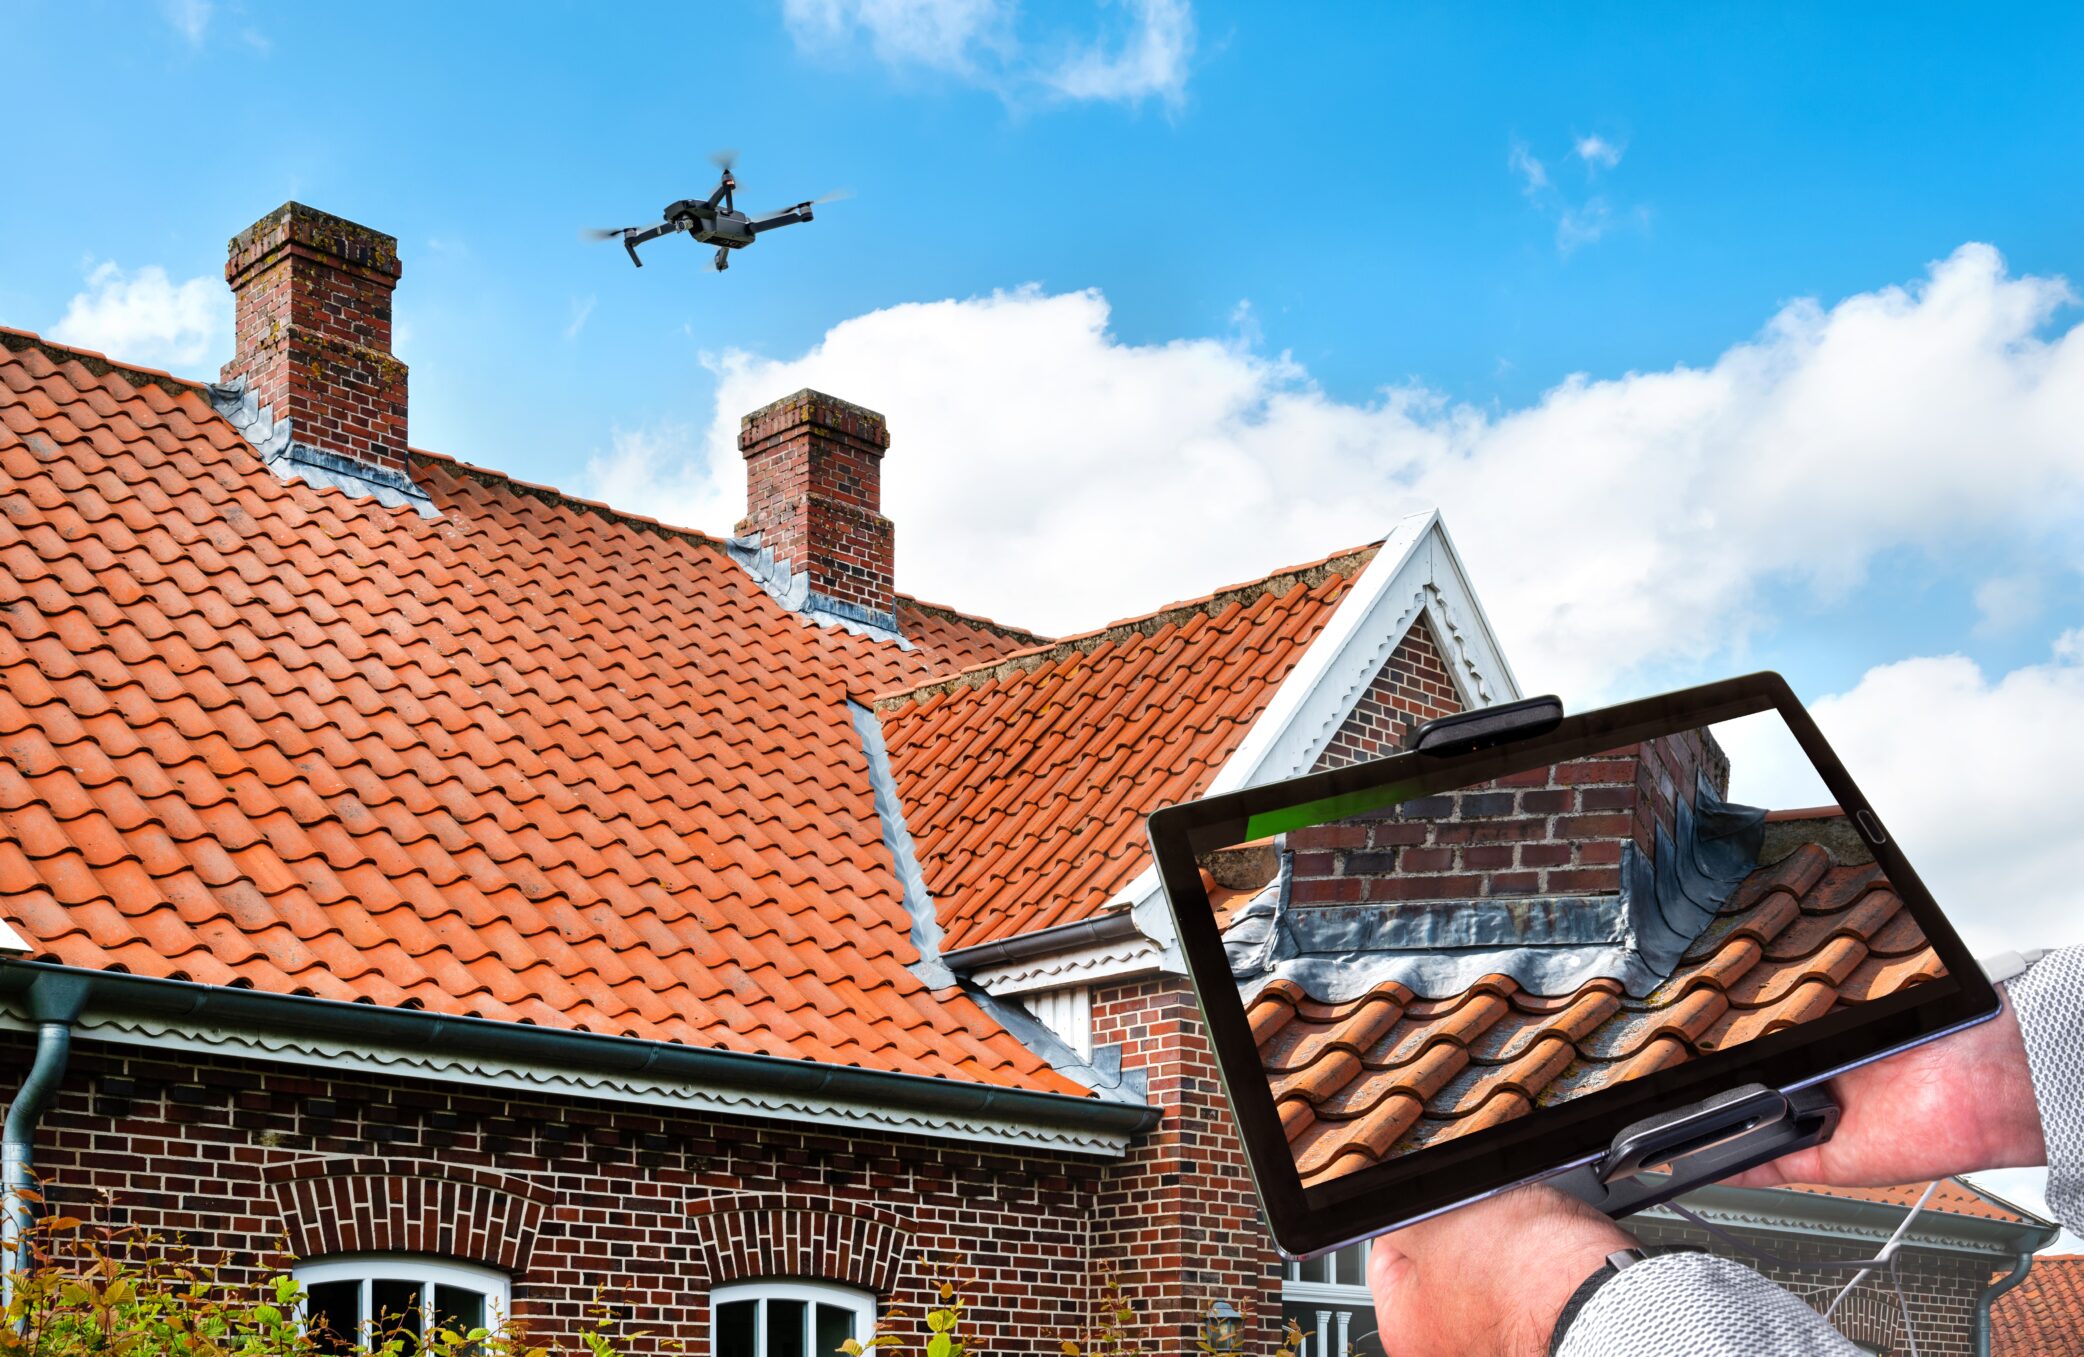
[218,203,427,512]
[737,390,897,631]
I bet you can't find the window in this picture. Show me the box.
[295,1257,509,1354]
[712,1281,874,1357]
[1282,1241,1382,1357]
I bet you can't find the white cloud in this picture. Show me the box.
[1509,140,1549,195]
[163,0,210,45]
[565,294,597,342]
[1573,133,1624,171]
[585,243,2084,706]
[781,0,1012,77]
[1513,134,1644,252]
[781,0,1194,107]
[1973,573,2044,634]
[1045,0,1195,108]
[49,262,230,372]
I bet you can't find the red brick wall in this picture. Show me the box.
[737,390,896,621]
[1289,727,1730,906]
[221,203,409,474]
[10,1032,1106,1356]
[1089,979,1285,1353]
[1313,616,1463,770]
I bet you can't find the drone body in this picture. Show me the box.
[588,160,825,271]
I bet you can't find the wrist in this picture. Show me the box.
[1976,994,2049,1170]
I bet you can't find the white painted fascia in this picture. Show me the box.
[976,510,1524,994]
[0,916,27,955]
[0,1006,1134,1160]
[968,930,1167,996]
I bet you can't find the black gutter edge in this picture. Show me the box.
[941,910,1146,975]
[1675,1181,2063,1256]
[0,961,1158,1140]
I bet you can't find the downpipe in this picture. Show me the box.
[3,1021,72,1325]
[1975,1249,2035,1357]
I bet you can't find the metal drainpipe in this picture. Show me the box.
[3,1020,72,1321]
[1975,1249,2035,1357]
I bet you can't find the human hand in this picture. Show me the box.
[1723,990,2045,1190]
[1366,1184,1636,1357]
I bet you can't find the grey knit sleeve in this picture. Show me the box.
[1553,1254,1865,1356]
[2006,945,2083,1229]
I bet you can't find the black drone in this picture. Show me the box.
[585,154,842,271]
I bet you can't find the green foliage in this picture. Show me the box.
[0,1214,551,1357]
[7,1210,1303,1357]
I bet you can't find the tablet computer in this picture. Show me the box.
[1145,672,2000,1257]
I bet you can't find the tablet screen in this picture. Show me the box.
[1205,705,1950,1195]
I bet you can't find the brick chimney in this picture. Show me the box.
[215,203,429,514]
[736,390,897,630]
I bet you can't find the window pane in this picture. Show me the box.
[1333,1242,1365,1287]
[814,1303,856,1356]
[307,1280,362,1356]
[768,1299,807,1357]
[434,1285,486,1336]
[716,1299,758,1357]
[371,1279,424,1351]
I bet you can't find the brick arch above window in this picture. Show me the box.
[266,1159,555,1274]
[686,1195,912,1296]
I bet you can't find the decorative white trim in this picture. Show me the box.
[0,1008,1133,1160]
[1642,1195,2033,1258]
[970,932,1166,995]
[713,1280,875,1356]
[1020,986,1093,1060]
[1204,510,1522,797]
[0,917,26,955]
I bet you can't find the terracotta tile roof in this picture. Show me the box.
[0,327,1080,1092]
[1775,1179,2037,1225]
[874,549,1378,953]
[1253,841,1943,1186]
[1992,1255,2084,1356]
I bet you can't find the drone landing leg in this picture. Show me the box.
[713,247,730,272]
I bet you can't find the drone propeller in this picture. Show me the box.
[756,189,853,216]
[579,226,629,243]
[709,148,738,173]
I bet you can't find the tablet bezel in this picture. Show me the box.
[1146,672,2001,1256]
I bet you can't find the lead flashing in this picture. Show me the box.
[209,379,437,518]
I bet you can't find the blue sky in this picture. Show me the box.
[4,0,2084,1239]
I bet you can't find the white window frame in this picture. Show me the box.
[1282,1241,1372,1357]
[711,1280,875,1357]
[294,1256,510,1346]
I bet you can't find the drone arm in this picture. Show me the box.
[749,204,814,235]
[617,218,687,268]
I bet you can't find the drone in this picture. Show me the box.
[584,154,842,271]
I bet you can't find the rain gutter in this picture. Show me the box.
[941,911,1146,975]
[0,961,1157,1143]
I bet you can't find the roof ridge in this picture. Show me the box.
[5,323,1048,651]
[1,325,207,399]
[871,541,1382,712]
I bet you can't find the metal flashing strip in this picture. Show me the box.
[207,380,438,518]
[0,962,1154,1156]
[1231,775,1768,1004]
[848,703,1150,1105]
[727,534,910,646]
